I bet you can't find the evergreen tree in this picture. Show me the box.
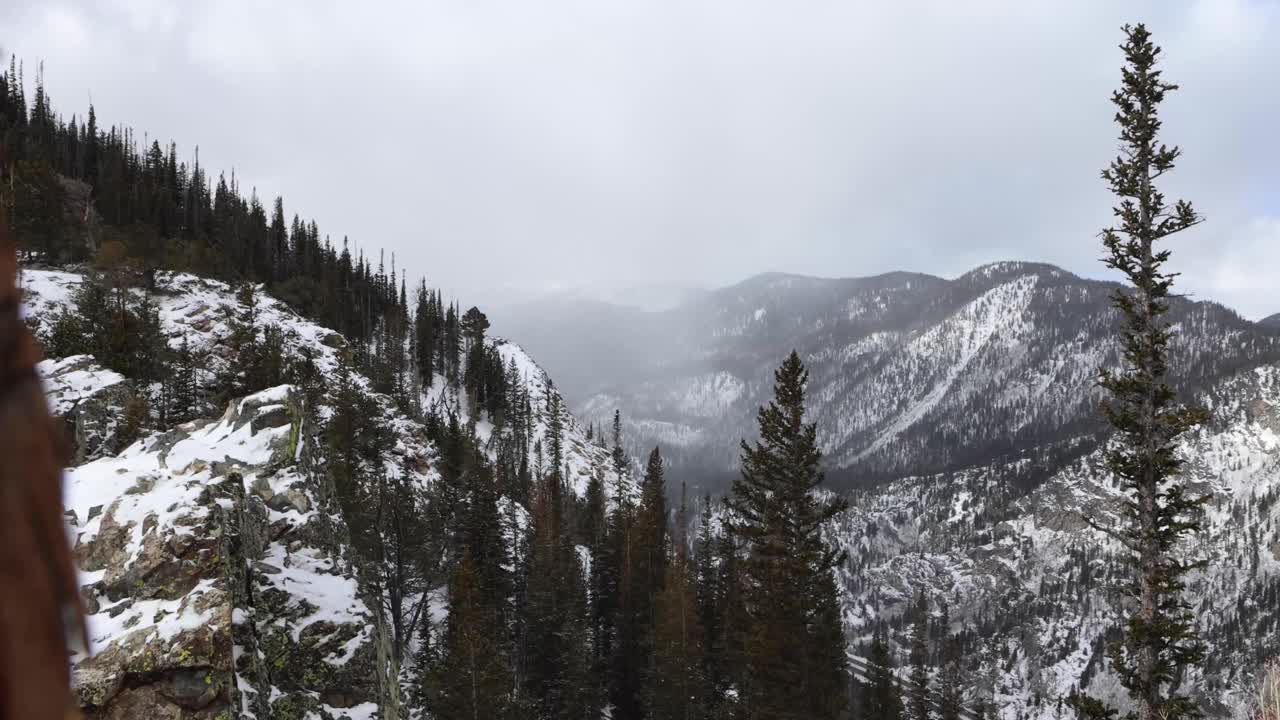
[415,284,436,388]
[5,158,67,261]
[611,409,628,480]
[169,337,198,422]
[115,389,150,452]
[523,425,595,719]
[583,474,616,694]
[217,281,259,403]
[937,661,964,720]
[727,351,849,720]
[1072,24,1210,720]
[248,323,287,392]
[460,454,511,626]
[373,457,436,663]
[695,498,725,714]
[430,549,515,720]
[650,488,705,720]
[908,591,931,720]
[461,306,490,411]
[862,630,905,720]
[637,447,669,614]
[612,446,669,720]
[269,196,287,281]
[713,504,748,719]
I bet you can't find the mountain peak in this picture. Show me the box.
[958,261,1078,283]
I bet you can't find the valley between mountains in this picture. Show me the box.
[22,260,1280,718]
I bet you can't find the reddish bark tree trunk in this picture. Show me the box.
[0,192,85,720]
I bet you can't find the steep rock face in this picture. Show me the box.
[39,354,132,463]
[65,385,389,720]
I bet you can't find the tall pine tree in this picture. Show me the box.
[862,629,905,720]
[429,549,516,720]
[1072,24,1210,720]
[650,487,705,720]
[727,351,849,720]
[907,591,931,720]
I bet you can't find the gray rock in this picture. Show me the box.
[72,666,124,709]
[41,356,134,465]
[125,475,156,495]
[251,405,291,433]
[250,475,274,503]
[155,669,224,710]
[266,488,312,515]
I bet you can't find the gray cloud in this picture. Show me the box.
[3,0,1278,317]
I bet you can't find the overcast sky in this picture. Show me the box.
[3,0,1278,318]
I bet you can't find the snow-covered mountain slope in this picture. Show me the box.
[515,262,1280,490]
[22,266,623,719]
[828,361,1280,717]
[19,267,620,496]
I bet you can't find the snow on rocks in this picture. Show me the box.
[38,355,132,464]
[59,381,391,719]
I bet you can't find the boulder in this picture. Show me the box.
[39,355,133,464]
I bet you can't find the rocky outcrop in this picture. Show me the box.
[39,355,133,464]
[65,386,390,719]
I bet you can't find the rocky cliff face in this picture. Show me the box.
[64,383,392,720]
[40,354,133,463]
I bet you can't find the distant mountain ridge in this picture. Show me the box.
[499,260,1280,710]
[495,261,1280,492]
